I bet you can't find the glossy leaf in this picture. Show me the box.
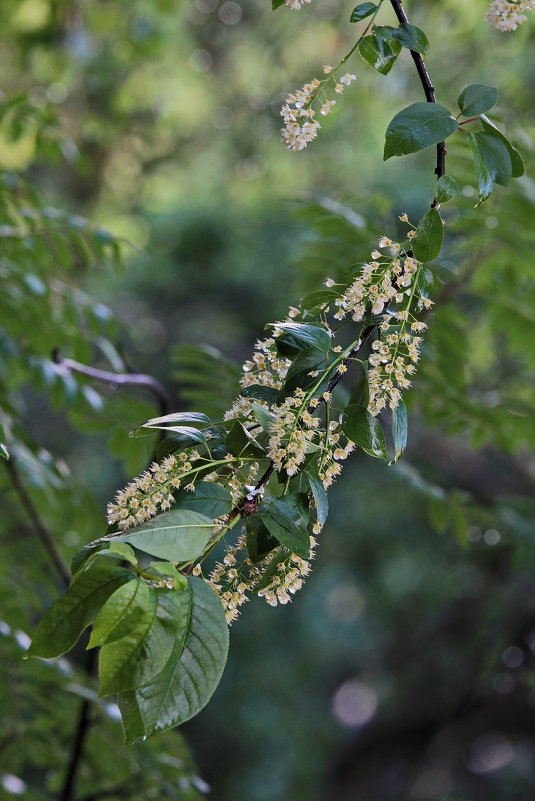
[390,400,408,465]
[305,470,329,528]
[391,23,429,55]
[359,33,400,76]
[341,404,387,459]
[472,131,512,187]
[262,494,310,558]
[225,419,265,457]
[384,102,458,160]
[481,116,525,177]
[109,509,214,562]
[173,481,232,519]
[251,402,276,433]
[241,384,279,405]
[89,578,150,648]
[130,424,206,442]
[434,175,458,204]
[98,588,182,696]
[245,516,279,563]
[458,84,498,117]
[118,578,229,743]
[272,322,331,354]
[468,132,494,206]
[130,412,210,439]
[28,564,135,658]
[300,289,340,311]
[411,208,444,263]
[349,2,377,22]
[280,347,329,399]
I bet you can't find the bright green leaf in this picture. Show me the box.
[98,588,181,696]
[359,33,400,76]
[118,578,228,742]
[384,102,458,160]
[411,208,444,263]
[95,542,139,567]
[173,481,232,519]
[89,578,149,648]
[434,175,458,204]
[28,564,135,658]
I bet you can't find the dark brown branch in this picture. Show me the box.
[389,0,446,181]
[4,456,70,587]
[52,350,172,416]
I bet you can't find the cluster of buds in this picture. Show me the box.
[106,453,200,531]
[225,336,290,421]
[485,0,535,30]
[267,388,321,475]
[204,533,266,623]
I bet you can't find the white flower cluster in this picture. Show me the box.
[257,538,316,606]
[224,335,290,421]
[317,421,355,490]
[204,533,261,624]
[267,388,320,475]
[106,453,199,531]
[485,0,535,30]
[280,71,357,151]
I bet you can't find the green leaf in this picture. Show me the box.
[109,509,214,562]
[262,494,310,558]
[384,102,458,160]
[468,132,494,206]
[300,289,340,311]
[359,33,400,76]
[89,578,150,648]
[130,424,206,442]
[472,131,512,187]
[272,322,331,355]
[280,347,330,399]
[146,562,188,591]
[241,384,279,405]
[130,412,210,439]
[118,578,229,742]
[341,404,387,459]
[251,402,276,434]
[225,420,265,457]
[98,588,182,696]
[458,84,498,117]
[1,442,8,459]
[28,564,135,658]
[434,175,458,204]
[95,542,139,568]
[411,208,444,263]
[391,23,429,55]
[349,366,369,407]
[173,481,232,519]
[390,400,408,465]
[349,2,377,22]
[304,471,329,528]
[480,116,525,178]
[272,0,285,8]
[245,516,279,563]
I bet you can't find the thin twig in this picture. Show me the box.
[389,0,446,182]
[4,456,70,587]
[52,350,172,415]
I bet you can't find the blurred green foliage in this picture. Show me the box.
[1,0,535,799]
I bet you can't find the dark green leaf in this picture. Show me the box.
[273,322,331,354]
[245,516,279,563]
[300,289,340,311]
[173,481,232,519]
[341,404,387,459]
[89,578,150,648]
[390,400,408,465]
[272,0,285,8]
[262,494,310,557]
[358,33,400,76]
[98,588,182,696]
[472,131,512,187]
[384,102,458,160]
[481,116,525,177]
[391,23,429,55]
[411,208,444,263]
[225,420,265,457]
[28,564,135,658]
[109,509,214,562]
[468,132,494,206]
[118,578,228,742]
[434,175,458,204]
[349,366,369,407]
[304,471,329,528]
[280,347,329,399]
[253,546,287,593]
[349,2,377,22]
[458,84,498,117]
[251,402,276,433]
[241,384,279,405]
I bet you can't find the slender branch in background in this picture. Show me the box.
[52,349,172,416]
[389,0,446,181]
[59,650,97,801]
[4,457,71,587]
